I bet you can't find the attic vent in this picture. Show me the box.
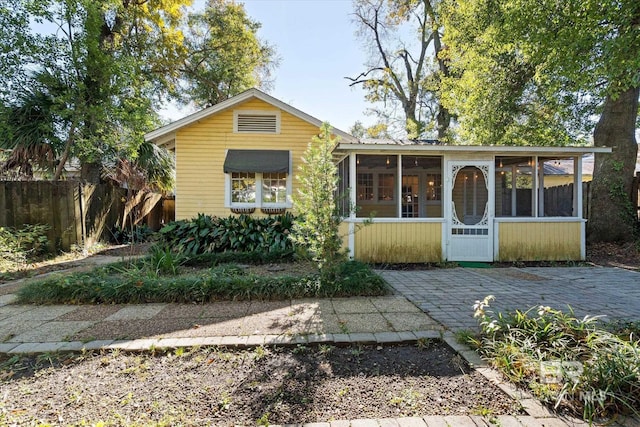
[234,111,280,133]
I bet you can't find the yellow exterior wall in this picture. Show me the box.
[338,221,350,254]
[354,222,442,263]
[498,221,582,261]
[174,98,319,219]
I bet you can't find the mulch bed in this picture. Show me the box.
[0,343,521,425]
[586,242,640,271]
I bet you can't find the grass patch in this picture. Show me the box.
[472,295,640,423]
[16,254,388,304]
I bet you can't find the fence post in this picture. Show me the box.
[635,172,639,220]
[78,182,87,255]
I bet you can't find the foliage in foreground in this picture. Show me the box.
[291,122,346,277]
[470,296,640,422]
[16,257,388,304]
[109,224,155,245]
[0,224,50,271]
[159,213,295,256]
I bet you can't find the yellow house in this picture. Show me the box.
[145,89,355,219]
[146,89,611,263]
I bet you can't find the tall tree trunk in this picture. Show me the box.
[587,86,639,242]
[53,124,76,180]
[78,5,111,184]
[431,15,450,140]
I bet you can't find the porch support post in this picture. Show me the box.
[534,157,542,217]
[348,152,357,259]
[397,154,402,218]
[511,165,517,216]
[574,156,583,218]
[576,155,585,260]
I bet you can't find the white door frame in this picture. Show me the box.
[445,160,495,262]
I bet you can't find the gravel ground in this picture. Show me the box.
[0,343,521,425]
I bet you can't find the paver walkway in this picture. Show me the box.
[381,266,640,331]
[0,296,444,353]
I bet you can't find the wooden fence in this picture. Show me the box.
[501,182,591,218]
[542,182,591,218]
[0,181,171,252]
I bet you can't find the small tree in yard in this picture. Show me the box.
[291,122,346,280]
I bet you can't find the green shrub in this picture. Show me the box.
[109,224,155,244]
[320,260,388,296]
[159,213,295,255]
[147,245,184,275]
[17,260,388,304]
[182,249,295,267]
[473,296,640,422]
[0,224,50,270]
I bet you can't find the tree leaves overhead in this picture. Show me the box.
[0,0,277,185]
[440,0,640,146]
[180,0,277,108]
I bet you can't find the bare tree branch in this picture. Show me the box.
[350,0,450,139]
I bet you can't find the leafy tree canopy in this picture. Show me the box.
[0,0,276,187]
[440,0,640,146]
[180,0,277,108]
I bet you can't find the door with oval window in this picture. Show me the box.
[447,161,494,261]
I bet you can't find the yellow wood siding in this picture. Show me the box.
[339,221,350,253]
[174,98,319,219]
[354,222,442,263]
[498,221,582,261]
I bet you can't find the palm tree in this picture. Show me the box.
[0,87,61,178]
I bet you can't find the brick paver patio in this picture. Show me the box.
[381,266,640,331]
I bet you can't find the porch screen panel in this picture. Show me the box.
[495,157,533,217]
[355,154,398,218]
[541,157,575,217]
[401,156,443,218]
[336,157,350,217]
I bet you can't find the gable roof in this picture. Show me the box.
[145,88,356,147]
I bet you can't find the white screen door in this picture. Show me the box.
[447,161,494,261]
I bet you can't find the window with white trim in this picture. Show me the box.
[224,150,292,209]
[378,173,395,201]
[357,173,374,201]
[228,172,291,208]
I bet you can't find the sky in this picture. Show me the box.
[173,0,374,133]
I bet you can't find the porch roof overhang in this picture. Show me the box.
[335,143,612,157]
